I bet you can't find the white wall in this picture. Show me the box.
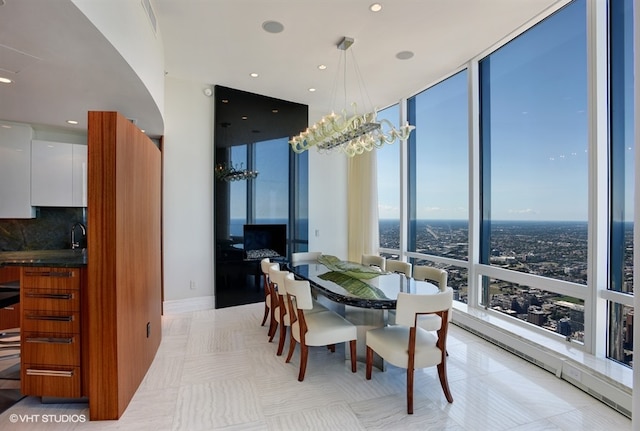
[163,77,214,304]
[72,0,165,120]
[308,149,349,258]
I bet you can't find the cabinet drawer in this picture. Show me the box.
[22,289,80,312]
[21,268,80,289]
[22,333,80,366]
[23,310,80,333]
[22,365,81,398]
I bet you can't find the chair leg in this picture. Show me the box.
[277,324,287,356]
[298,344,309,381]
[407,367,414,414]
[327,344,335,353]
[286,331,297,363]
[365,346,373,380]
[268,314,278,341]
[260,303,268,326]
[437,362,454,403]
[349,340,357,372]
[260,274,269,326]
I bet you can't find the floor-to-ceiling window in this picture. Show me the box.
[407,70,469,302]
[479,0,587,343]
[373,0,635,379]
[608,0,635,367]
[377,104,401,256]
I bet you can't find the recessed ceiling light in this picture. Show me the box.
[318,64,327,70]
[0,76,12,84]
[308,88,316,92]
[262,20,284,34]
[370,3,382,12]
[272,109,279,113]
[250,73,259,78]
[396,51,414,60]
[222,99,229,103]
[67,120,79,125]
[242,116,248,120]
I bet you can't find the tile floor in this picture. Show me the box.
[0,302,632,430]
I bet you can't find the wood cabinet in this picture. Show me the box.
[31,140,87,207]
[0,122,35,218]
[20,267,86,398]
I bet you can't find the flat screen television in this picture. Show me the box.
[243,224,287,260]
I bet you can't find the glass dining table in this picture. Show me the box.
[287,255,439,367]
[287,254,439,309]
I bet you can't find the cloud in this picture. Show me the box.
[508,208,538,215]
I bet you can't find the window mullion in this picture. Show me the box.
[586,0,610,356]
[468,59,481,310]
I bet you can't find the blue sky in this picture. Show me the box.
[377,0,633,222]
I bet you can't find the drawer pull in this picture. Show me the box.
[25,337,73,344]
[25,292,74,300]
[26,315,74,322]
[24,271,74,278]
[26,369,74,378]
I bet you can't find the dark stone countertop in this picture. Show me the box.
[0,249,88,268]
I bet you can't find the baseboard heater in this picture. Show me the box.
[452,311,632,419]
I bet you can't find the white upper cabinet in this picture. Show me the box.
[0,123,35,218]
[72,143,87,207]
[31,140,87,207]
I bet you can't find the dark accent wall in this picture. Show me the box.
[0,207,86,251]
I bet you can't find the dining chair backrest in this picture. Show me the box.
[413,266,448,291]
[260,258,272,276]
[395,289,453,327]
[291,252,322,264]
[269,263,287,295]
[386,260,412,277]
[270,267,290,296]
[362,254,386,271]
[284,275,314,310]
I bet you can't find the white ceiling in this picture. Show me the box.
[0,0,564,138]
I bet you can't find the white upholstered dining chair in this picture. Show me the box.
[412,265,448,289]
[270,268,327,355]
[386,260,412,277]
[365,288,454,414]
[361,254,386,271]
[259,258,272,325]
[412,266,450,332]
[284,276,357,381]
[290,251,322,264]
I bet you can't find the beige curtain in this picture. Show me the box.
[347,150,379,263]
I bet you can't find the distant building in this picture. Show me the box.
[528,308,547,326]
[557,317,572,337]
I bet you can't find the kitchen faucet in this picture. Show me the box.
[70,222,87,250]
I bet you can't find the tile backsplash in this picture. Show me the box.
[0,207,86,251]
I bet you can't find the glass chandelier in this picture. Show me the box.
[214,162,258,182]
[289,37,415,157]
